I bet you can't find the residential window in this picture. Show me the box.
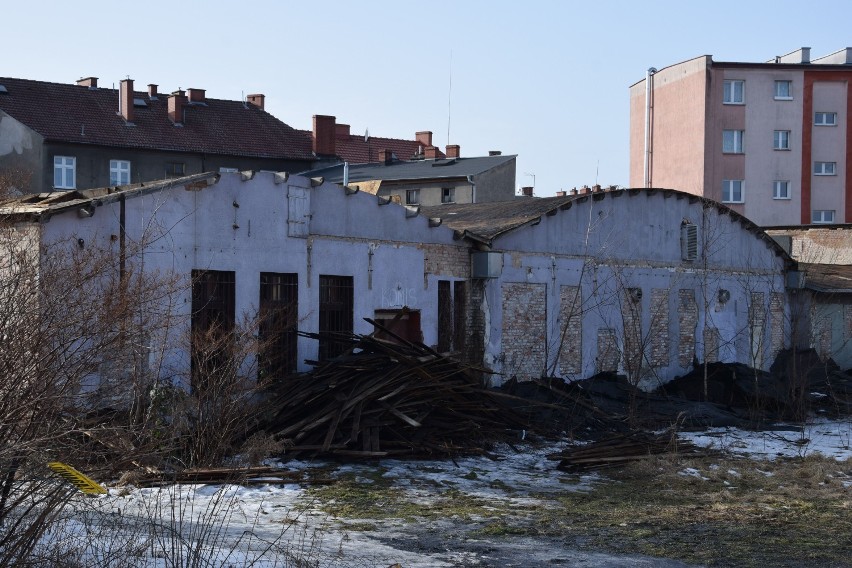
[258,272,298,380]
[814,161,837,176]
[815,112,837,126]
[406,189,420,205]
[723,130,744,154]
[109,160,131,185]
[773,130,790,150]
[166,162,186,177]
[722,179,744,203]
[53,156,76,189]
[723,80,745,104]
[318,275,353,361]
[441,187,455,204]
[774,80,792,100]
[812,210,836,224]
[773,180,790,200]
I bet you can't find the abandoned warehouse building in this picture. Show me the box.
[0,174,815,393]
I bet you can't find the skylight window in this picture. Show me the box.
[133,98,147,107]
[0,85,8,94]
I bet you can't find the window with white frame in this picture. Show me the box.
[722,179,744,203]
[773,130,790,150]
[405,189,419,205]
[773,180,790,200]
[814,161,837,175]
[109,160,131,185]
[812,210,835,224]
[723,130,744,153]
[53,156,76,189]
[815,112,837,126]
[441,187,455,204]
[723,80,745,104]
[774,80,792,100]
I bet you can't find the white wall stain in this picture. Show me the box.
[0,117,34,156]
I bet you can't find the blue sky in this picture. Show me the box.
[5,0,852,195]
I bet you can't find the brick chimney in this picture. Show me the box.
[119,78,134,123]
[489,150,502,156]
[446,145,460,158]
[416,131,433,147]
[520,186,534,197]
[336,123,351,138]
[313,115,336,156]
[555,190,567,197]
[246,94,265,110]
[77,77,98,88]
[147,84,158,98]
[592,184,602,192]
[581,185,591,194]
[424,146,440,159]
[187,88,206,104]
[378,149,393,164]
[168,90,187,125]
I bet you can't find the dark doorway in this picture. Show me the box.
[318,275,354,360]
[259,272,298,381]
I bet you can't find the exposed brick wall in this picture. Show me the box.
[749,292,766,367]
[811,304,832,361]
[649,288,670,367]
[704,327,720,362]
[596,328,620,373]
[418,243,470,280]
[621,288,643,379]
[678,289,698,366]
[557,285,582,376]
[766,227,852,264]
[465,280,486,366]
[769,292,785,364]
[501,282,546,380]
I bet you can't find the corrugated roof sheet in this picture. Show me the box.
[799,263,852,293]
[0,78,314,161]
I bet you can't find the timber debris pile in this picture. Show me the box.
[256,326,534,458]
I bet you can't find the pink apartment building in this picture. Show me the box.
[629,48,852,226]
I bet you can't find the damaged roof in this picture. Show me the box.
[799,263,852,293]
[301,154,515,183]
[421,187,793,260]
[0,172,220,221]
[0,77,314,161]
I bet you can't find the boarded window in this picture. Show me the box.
[437,280,453,352]
[191,269,236,392]
[287,185,310,238]
[453,281,467,354]
[373,309,422,343]
[319,275,354,360]
[259,272,298,381]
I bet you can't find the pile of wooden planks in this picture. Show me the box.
[257,324,531,459]
[548,430,702,472]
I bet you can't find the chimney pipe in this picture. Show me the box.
[119,78,134,123]
[521,186,534,197]
[147,84,158,98]
[378,149,393,164]
[488,150,502,156]
[424,146,439,159]
[187,88,206,103]
[246,94,265,110]
[446,144,460,158]
[415,131,433,147]
[643,67,657,188]
[168,90,186,125]
[313,115,336,156]
[555,190,567,197]
[77,77,98,88]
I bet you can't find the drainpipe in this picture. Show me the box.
[643,67,657,188]
[467,175,476,203]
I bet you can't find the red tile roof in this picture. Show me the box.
[0,78,314,161]
[296,129,445,163]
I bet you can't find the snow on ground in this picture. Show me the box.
[28,418,852,566]
[680,417,852,461]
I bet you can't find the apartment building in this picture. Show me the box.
[629,48,852,226]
